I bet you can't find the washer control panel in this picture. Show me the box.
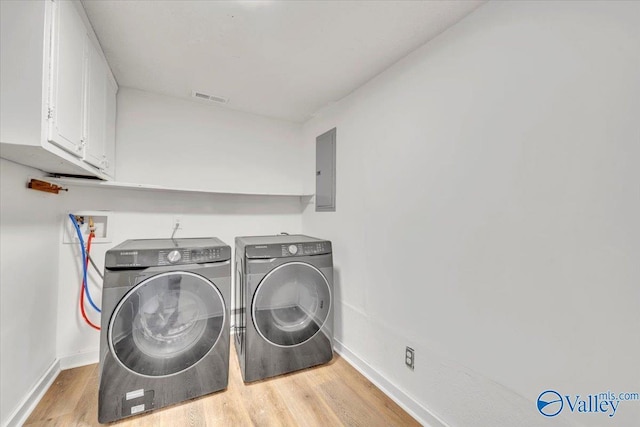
[157,247,226,266]
[107,246,230,268]
[246,240,332,259]
[167,250,182,263]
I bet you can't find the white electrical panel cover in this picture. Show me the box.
[316,128,336,212]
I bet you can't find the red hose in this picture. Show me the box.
[81,232,100,330]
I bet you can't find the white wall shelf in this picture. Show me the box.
[46,176,314,198]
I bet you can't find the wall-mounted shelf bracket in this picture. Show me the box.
[27,178,68,194]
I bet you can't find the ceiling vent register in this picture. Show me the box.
[191,90,229,104]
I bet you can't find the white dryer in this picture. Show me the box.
[235,234,333,382]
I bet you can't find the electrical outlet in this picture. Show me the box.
[405,346,415,371]
[63,211,111,244]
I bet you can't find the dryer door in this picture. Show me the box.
[108,271,225,377]
[252,262,331,347]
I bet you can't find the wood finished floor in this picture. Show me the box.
[24,343,420,426]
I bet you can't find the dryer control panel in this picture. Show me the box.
[245,241,332,259]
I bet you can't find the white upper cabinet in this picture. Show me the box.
[84,37,106,167]
[0,0,117,180]
[103,77,117,178]
[85,36,117,178]
[48,0,87,157]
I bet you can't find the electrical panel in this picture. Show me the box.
[316,127,336,212]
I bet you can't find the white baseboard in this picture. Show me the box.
[4,351,99,427]
[3,360,60,427]
[333,338,448,427]
[59,350,99,370]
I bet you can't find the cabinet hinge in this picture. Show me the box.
[47,107,54,120]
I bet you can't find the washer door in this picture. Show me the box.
[252,262,331,347]
[109,271,225,377]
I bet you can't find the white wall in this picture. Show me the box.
[0,0,46,147]
[56,187,303,365]
[56,88,306,366]
[302,2,640,426]
[2,84,306,422]
[115,88,305,195]
[0,159,60,426]
[4,2,639,426]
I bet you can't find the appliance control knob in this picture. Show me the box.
[167,250,181,263]
[288,245,298,255]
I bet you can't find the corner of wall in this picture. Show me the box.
[2,360,60,427]
[334,338,448,427]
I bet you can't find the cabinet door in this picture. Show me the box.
[84,37,107,169]
[48,0,87,157]
[103,76,117,178]
[84,35,117,178]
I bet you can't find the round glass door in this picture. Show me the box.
[252,262,331,347]
[109,271,225,377]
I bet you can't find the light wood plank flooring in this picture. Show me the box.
[24,343,420,426]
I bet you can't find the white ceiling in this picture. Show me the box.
[82,0,484,123]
